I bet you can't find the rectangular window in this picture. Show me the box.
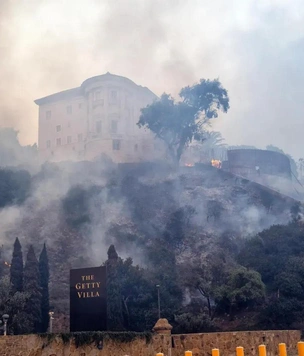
[96,120,102,134]
[46,110,51,119]
[112,139,121,151]
[79,103,82,109]
[94,91,101,101]
[109,90,118,105]
[111,90,117,100]
[56,125,61,132]
[56,138,61,146]
[134,144,138,152]
[46,140,51,148]
[111,120,118,133]
[67,136,72,144]
[78,133,83,142]
[67,105,72,114]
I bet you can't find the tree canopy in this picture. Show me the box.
[137,78,229,163]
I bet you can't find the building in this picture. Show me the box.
[35,72,163,163]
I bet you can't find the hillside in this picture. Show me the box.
[0,160,299,331]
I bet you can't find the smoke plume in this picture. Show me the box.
[0,0,303,157]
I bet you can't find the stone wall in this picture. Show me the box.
[0,330,301,356]
[171,330,301,356]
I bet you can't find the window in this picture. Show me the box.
[109,90,118,104]
[67,105,72,114]
[56,138,61,146]
[112,139,121,151]
[46,110,51,119]
[46,140,51,148]
[79,103,82,109]
[111,90,117,100]
[67,136,72,144]
[134,144,138,152]
[111,120,118,133]
[94,91,101,101]
[68,121,71,128]
[96,120,102,134]
[78,134,83,142]
[56,125,61,132]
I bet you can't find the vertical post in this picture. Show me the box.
[236,346,244,356]
[298,342,304,356]
[259,345,266,356]
[156,285,160,319]
[3,321,7,336]
[279,343,287,356]
[2,315,9,336]
[49,311,54,333]
[212,349,220,356]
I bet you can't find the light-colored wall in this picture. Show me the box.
[38,76,162,163]
[0,330,300,356]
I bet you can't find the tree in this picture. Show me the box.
[0,276,31,335]
[39,243,49,333]
[106,245,124,331]
[10,238,23,293]
[23,245,41,333]
[181,253,229,320]
[226,267,265,308]
[137,79,229,163]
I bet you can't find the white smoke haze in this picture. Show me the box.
[0,0,303,158]
[0,0,303,319]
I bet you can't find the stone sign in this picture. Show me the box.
[70,266,107,332]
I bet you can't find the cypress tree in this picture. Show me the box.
[39,243,49,333]
[10,237,23,293]
[24,245,42,333]
[106,245,124,331]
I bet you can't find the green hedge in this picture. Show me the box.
[39,331,153,348]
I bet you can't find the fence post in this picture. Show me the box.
[298,342,304,356]
[212,349,220,356]
[279,343,287,356]
[236,346,244,356]
[259,345,266,356]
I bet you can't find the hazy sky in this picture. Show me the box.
[1,0,304,158]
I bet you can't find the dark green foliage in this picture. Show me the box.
[119,258,155,331]
[62,185,93,228]
[24,245,42,333]
[10,237,23,293]
[217,267,265,314]
[39,331,152,348]
[39,243,50,333]
[240,222,304,289]
[0,169,31,208]
[240,221,304,328]
[138,78,229,163]
[258,298,302,329]
[106,245,124,331]
[0,276,31,335]
[174,312,217,333]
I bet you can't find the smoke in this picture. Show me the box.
[0,0,303,157]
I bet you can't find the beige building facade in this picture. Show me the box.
[35,72,163,163]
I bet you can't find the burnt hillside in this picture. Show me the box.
[0,161,299,330]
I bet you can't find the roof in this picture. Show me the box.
[34,72,157,106]
[34,87,81,106]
